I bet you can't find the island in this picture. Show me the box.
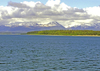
[27,30,100,36]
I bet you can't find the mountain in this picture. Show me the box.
[0,22,65,32]
[69,23,100,30]
[1,22,100,32]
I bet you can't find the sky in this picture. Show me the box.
[1,0,100,8]
[0,0,100,28]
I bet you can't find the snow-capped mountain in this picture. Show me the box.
[68,23,100,30]
[0,22,65,32]
[0,21,100,32]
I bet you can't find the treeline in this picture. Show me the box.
[27,30,100,36]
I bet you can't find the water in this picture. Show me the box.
[0,35,100,71]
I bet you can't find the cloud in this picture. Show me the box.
[8,1,30,8]
[84,6,100,16]
[46,0,61,7]
[0,0,100,28]
[22,1,41,8]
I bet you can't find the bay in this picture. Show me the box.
[0,35,100,71]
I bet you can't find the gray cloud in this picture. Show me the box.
[8,1,30,8]
[35,3,51,10]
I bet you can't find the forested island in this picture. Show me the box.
[27,30,100,36]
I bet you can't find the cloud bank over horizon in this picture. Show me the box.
[0,0,100,28]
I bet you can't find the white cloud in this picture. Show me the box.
[60,2,71,10]
[84,6,100,16]
[46,0,61,7]
[22,1,41,7]
[0,0,100,28]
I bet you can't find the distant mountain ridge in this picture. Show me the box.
[0,22,100,32]
[69,23,100,30]
[0,22,65,32]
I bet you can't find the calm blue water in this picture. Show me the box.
[0,35,100,71]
